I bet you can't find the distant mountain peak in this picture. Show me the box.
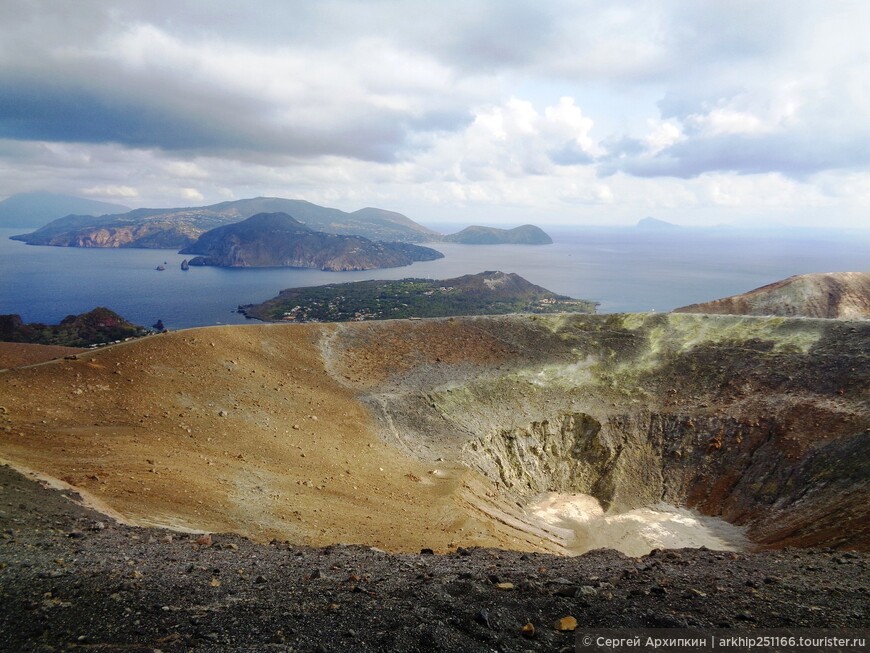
[636,217,680,229]
[0,191,131,229]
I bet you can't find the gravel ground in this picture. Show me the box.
[1,465,867,653]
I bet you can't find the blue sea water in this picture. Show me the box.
[2,226,869,330]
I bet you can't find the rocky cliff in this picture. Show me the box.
[674,272,870,318]
[180,212,443,270]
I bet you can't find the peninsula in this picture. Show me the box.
[240,271,596,322]
[180,212,443,270]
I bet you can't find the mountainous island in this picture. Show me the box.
[0,307,147,347]
[674,272,870,319]
[442,224,553,244]
[636,216,681,229]
[0,191,130,229]
[240,271,597,322]
[11,196,439,248]
[179,212,443,270]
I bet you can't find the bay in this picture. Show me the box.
[2,226,869,330]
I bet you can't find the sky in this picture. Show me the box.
[1,0,869,227]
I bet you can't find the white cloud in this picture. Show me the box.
[80,185,139,199]
[179,187,204,201]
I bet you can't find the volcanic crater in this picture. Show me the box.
[2,313,867,555]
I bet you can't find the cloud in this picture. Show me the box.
[0,1,869,227]
[81,185,139,199]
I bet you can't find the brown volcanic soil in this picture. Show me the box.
[1,464,867,653]
[0,343,84,369]
[0,325,543,554]
[674,272,870,318]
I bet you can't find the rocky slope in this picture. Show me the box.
[12,197,439,248]
[674,272,870,318]
[1,465,866,652]
[443,224,553,245]
[180,212,443,270]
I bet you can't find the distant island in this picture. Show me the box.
[180,212,443,271]
[240,271,597,322]
[673,272,870,319]
[636,217,681,229]
[442,224,553,245]
[11,196,439,249]
[0,307,148,347]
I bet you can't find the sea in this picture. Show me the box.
[2,225,869,330]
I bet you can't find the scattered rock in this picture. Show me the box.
[196,534,213,547]
[474,608,490,628]
[521,622,535,638]
[556,616,577,631]
[495,582,514,591]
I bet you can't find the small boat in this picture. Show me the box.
[156,265,165,271]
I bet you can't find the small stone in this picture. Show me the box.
[90,521,106,531]
[67,531,85,539]
[209,577,221,587]
[310,569,322,580]
[420,548,434,555]
[254,575,267,584]
[474,608,490,628]
[196,534,213,547]
[554,586,579,598]
[495,582,514,591]
[160,535,173,544]
[218,410,228,417]
[521,622,535,638]
[579,585,597,596]
[556,616,578,632]
[457,547,471,556]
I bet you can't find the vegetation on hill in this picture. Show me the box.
[442,224,553,245]
[0,307,147,347]
[240,271,597,322]
[180,212,443,270]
